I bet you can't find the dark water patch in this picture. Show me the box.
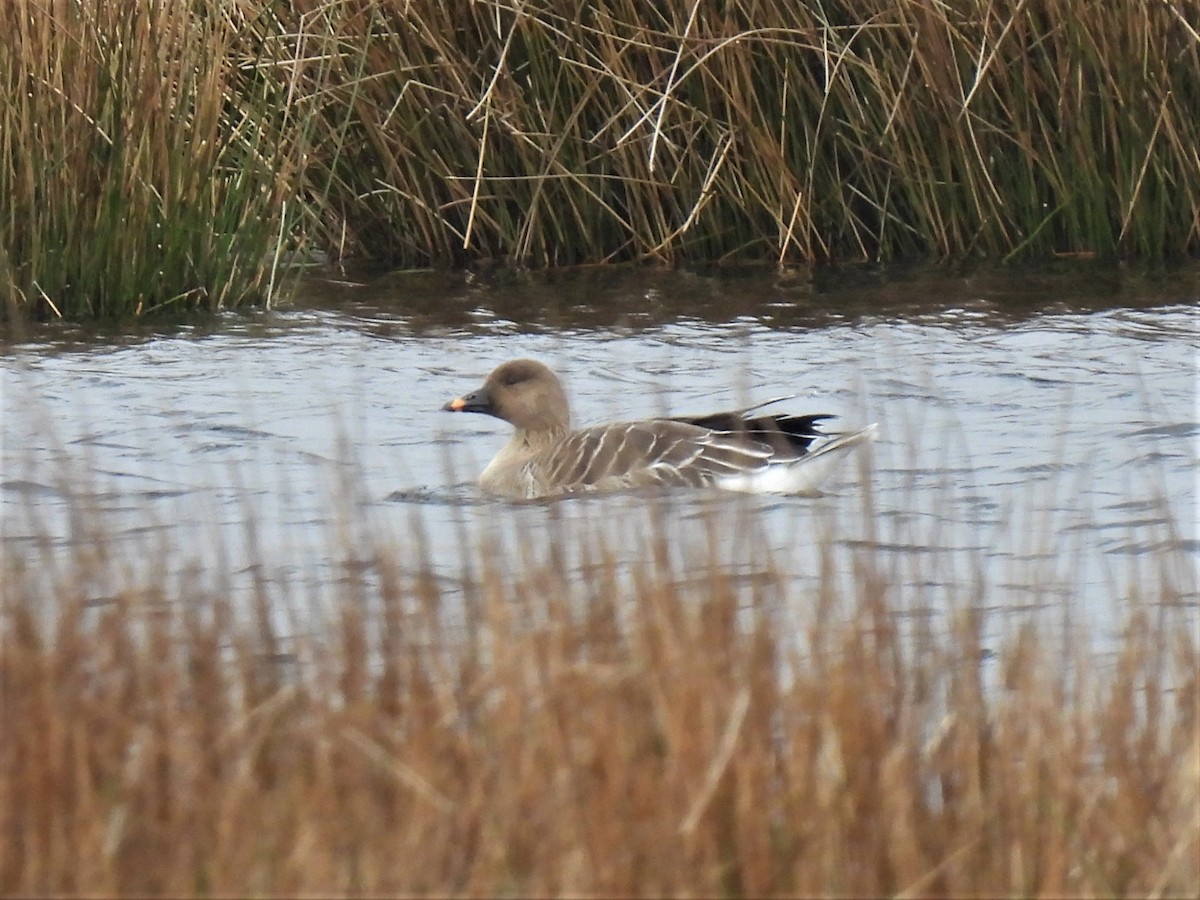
[1,479,64,498]
[193,423,278,440]
[1128,422,1200,438]
[70,437,142,451]
[281,261,1200,334]
[384,487,490,506]
[1099,538,1188,556]
[1062,517,1174,533]
[843,539,971,555]
[1104,498,1177,513]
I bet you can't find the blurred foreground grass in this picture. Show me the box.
[2,467,1196,897]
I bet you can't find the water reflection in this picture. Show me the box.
[288,260,1200,332]
[2,266,1196,648]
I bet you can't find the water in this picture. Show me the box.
[2,265,1197,646]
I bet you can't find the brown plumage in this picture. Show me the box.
[442,358,875,500]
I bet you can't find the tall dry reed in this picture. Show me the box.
[289,0,1200,266]
[0,0,310,320]
[3,0,1198,320]
[2,486,1196,896]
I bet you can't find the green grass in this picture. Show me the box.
[2,0,1197,320]
[0,1,306,320]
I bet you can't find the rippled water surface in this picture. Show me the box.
[3,265,1197,644]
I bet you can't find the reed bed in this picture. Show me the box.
[2,0,1198,320]
[302,0,1200,268]
[2,482,1196,897]
[0,0,309,320]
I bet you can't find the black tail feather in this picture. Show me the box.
[673,412,835,456]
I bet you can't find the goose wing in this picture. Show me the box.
[538,419,777,491]
[672,411,834,458]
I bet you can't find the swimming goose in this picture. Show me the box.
[442,358,876,500]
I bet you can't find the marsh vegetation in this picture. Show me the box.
[2,450,1196,896]
[2,0,1198,319]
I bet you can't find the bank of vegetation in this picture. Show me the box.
[2,0,1198,319]
[2,472,1197,896]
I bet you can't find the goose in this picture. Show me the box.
[442,358,876,500]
